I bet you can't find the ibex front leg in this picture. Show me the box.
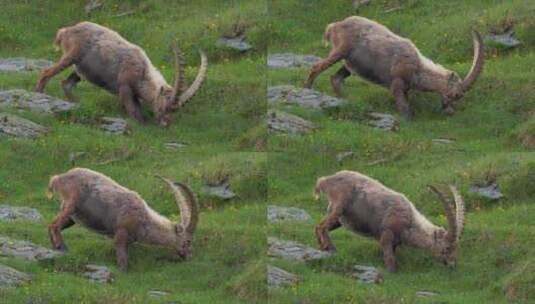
[36,54,75,93]
[48,202,76,252]
[315,205,343,252]
[114,228,129,272]
[304,50,345,89]
[380,229,397,272]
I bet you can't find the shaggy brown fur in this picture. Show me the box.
[305,16,484,119]
[47,168,199,271]
[36,22,208,126]
[314,170,465,272]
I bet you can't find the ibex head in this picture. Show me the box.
[428,185,466,269]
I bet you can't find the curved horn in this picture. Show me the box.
[171,44,186,102]
[428,185,457,242]
[461,30,485,92]
[172,49,208,110]
[156,175,199,234]
[449,185,465,241]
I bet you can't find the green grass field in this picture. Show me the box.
[268,0,534,303]
[1,0,534,303]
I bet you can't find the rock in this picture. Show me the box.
[267,237,331,261]
[99,117,129,135]
[267,110,316,135]
[82,264,113,283]
[85,0,103,14]
[336,151,354,164]
[416,290,439,297]
[0,205,42,222]
[267,265,299,289]
[0,58,53,73]
[366,112,399,131]
[268,85,346,110]
[353,0,372,9]
[267,53,321,69]
[148,290,170,298]
[268,205,311,223]
[0,264,31,289]
[485,30,521,49]
[351,265,383,284]
[432,138,455,145]
[0,113,48,139]
[164,142,188,150]
[69,151,88,165]
[0,236,62,261]
[0,89,76,114]
[216,37,252,52]
[469,182,504,200]
[202,180,236,200]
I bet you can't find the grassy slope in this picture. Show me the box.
[268,0,535,303]
[0,1,266,303]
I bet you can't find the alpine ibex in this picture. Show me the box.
[314,170,465,272]
[47,168,199,271]
[305,16,484,119]
[36,22,208,126]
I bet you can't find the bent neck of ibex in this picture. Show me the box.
[414,57,452,95]
[139,65,172,102]
[402,211,444,251]
[140,209,179,247]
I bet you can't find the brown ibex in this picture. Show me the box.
[305,16,484,119]
[314,170,465,272]
[36,22,207,126]
[47,168,199,271]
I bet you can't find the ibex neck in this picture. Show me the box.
[140,207,177,247]
[414,55,450,94]
[402,209,442,250]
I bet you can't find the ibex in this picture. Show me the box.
[304,16,484,119]
[314,170,465,272]
[47,168,199,271]
[36,22,207,126]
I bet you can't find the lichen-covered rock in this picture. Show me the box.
[485,30,521,49]
[148,290,170,298]
[202,180,236,200]
[82,264,113,283]
[268,85,346,110]
[268,205,311,223]
[0,113,47,139]
[0,89,76,114]
[470,182,504,200]
[366,112,399,131]
[0,58,53,72]
[0,205,42,222]
[267,53,321,69]
[267,110,316,135]
[99,117,129,135]
[351,265,383,284]
[0,264,31,289]
[267,237,331,261]
[0,236,62,261]
[416,290,439,297]
[336,151,354,164]
[217,37,252,52]
[267,265,299,289]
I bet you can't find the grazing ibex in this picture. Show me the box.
[47,168,199,271]
[314,170,465,272]
[304,16,484,119]
[36,22,208,126]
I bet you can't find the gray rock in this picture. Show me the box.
[0,264,31,289]
[267,110,316,135]
[469,182,503,200]
[351,265,383,284]
[0,89,76,114]
[165,142,188,150]
[432,138,455,145]
[267,53,321,69]
[0,205,42,222]
[148,290,170,298]
[268,85,346,110]
[267,237,331,261]
[267,265,298,289]
[353,0,372,9]
[0,58,53,73]
[366,112,399,131]
[416,290,439,297]
[485,30,521,49]
[69,151,88,165]
[84,0,103,14]
[268,205,311,223]
[0,236,62,261]
[217,37,252,52]
[0,113,48,139]
[336,151,354,164]
[82,264,113,283]
[202,180,236,200]
[100,117,129,135]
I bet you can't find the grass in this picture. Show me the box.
[267,0,535,303]
[0,0,266,303]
